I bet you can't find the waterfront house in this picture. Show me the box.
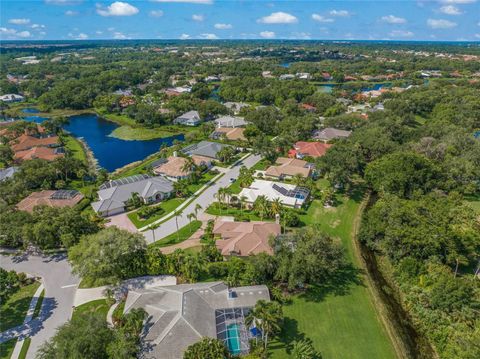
[181,141,234,160]
[91,174,174,217]
[210,127,246,141]
[123,282,269,359]
[239,179,309,208]
[213,221,280,256]
[17,190,84,213]
[223,102,250,115]
[214,115,247,128]
[173,110,202,126]
[152,155,212,182]
[0,94,25,103]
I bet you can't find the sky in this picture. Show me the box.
[1,0,479,41]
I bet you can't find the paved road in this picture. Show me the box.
[0,253,80,359]
[144,154,262,244]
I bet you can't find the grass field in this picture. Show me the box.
[72,299,110,322]
[18,338,31,359]
[149,220,202,248]
[269,187,397,359]
[32,289,45,319]
[0,282,40,332]
[0,339,16,359]
[465,193,480,213]
[128,197,185,228]
[63,135,87,164]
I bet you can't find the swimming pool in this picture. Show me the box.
[226,323,242,355]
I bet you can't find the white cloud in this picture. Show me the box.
[180,33,191,39]
[290,32,311,39]
[107,27,115,31]
[311,14,334,23]
[258,12,297,24]
[0,27,32,38]
[260,31,275,38]
[149,10,164,17]
[439,5,462,15]
[8,18,31,25]
[199,33,218,39]
[214,23,232,29]
[76,33,88,39]
[31,24,46,29]
[427,18,457,29]
[192,14,204,21]
[439,0,476,3]
[65,10,78,16]
[96,2,139,17]
[389,30,414,37]
[96,31,103,35]
[475,33,480,38]
[381,15,406,24]
[153,0,212,3]
[113,31,130,39]
[329,10,351,17]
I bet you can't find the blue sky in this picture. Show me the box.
[1,1,479,41]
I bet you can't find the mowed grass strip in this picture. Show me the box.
[72,299,110,321]
[0,282,40,332]
[270,188,397,359]
[150,220,202,248]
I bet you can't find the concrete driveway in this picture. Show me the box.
[0,253,80,359]
[105,211,137,233]
[144,154,261,244]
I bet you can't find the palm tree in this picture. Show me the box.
[270,197,283,218]
[187,213,196,234]
[215,187,226,215]
[254,195,270,221]
[292,338,318,359]
[181,156,195,178]
[194,203,202,218]
[245,300,283,351]
[173,210,180,242]
[239,195,248,216]
[224,187,233,209]
[292,173,304,187]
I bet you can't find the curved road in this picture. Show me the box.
[0,253,79,359]
[143,154,262,244]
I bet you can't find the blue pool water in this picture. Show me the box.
[22,111,184,172]
[22,108,40,114]
[226,323,242,355]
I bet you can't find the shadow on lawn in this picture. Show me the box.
[299,263,365,303]
[272,318,323,359]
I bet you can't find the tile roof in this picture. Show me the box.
[212,127,246,141]
[17,190,83,213]
[0,166,18,181]
[181,141,232,160]
[214,115,247,128]
[213,221,280,256]
[153,156,192,178]
[14,146,64,162]
[313,127,352,142]
[293,141,332,158]
[265,157,311,178]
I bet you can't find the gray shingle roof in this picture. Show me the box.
[214,115,247,128]
[313,127,352,141]
[181,141,232,159]
[124,281,269,359]
[0,167,18,182]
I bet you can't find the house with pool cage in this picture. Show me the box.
[123,281,270,358]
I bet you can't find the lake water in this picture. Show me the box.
[22,111,184,172]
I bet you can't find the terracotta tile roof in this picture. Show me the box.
[292,141,332,158]
[10,134,59,152]
[14,146,64,162]
[212,127,246,141]
[153,156,192,178]
[265,157,311,178]
[213,221,280,256]
[17,190,84,213]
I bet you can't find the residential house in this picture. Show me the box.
[181,141,234,160]
[296,72,311,80]
[214,115,247,128]
[123,281,270,359]
[264,157,313,180]
[347,103,371,114]
[223,102,250,115]
[173,111,202,126]
[14,146,64,162]
[205,75,220,82]
[10,134,60,153]
[211,127,246,141]
[17,190,84,213]
[289,141,332,159]
[113,88,133,96]
[91,174,174,217]
[239,179,309,208]
[0,166,18,182]
[213,221,281,256]
[0,94,24,103]
[321,72,333,81]
[312,127,352,142]
[152,155,212,182]
[279,74,295,80]
[300,103,316,112]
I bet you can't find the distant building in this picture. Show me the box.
[173,110,202,126]
[0,94,24,103]
[312,127,352,142]
[211,127,246,141]
[204,75,220,82]
[10,134,60,153]
[214,115,247,128]
[0,167,18,182]
[17,190,84,213]
[152,155,212,182]
[239,179,309,208]
[91,174,174,217]
[123,282,270,359]
[14,146,64,162]
[113,88,133,96]
[279,74,295,81]
[181,141,234,160]
[223,102,250,115]
[289,141,332,159]
[214,221,280,256]
[296,72,311,80]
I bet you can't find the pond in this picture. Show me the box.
[22,112,184,172]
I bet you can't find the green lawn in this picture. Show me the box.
[0,339,16,359]
[465,193,480,214]
[0,282,40,332]
[206,202,265,221]
[72,299,110,322]
[63,135,87,164]
[18,338,31,359]
[270,187,397,359]
[32,289,45,319]
[150,220,202,248]
[128,197,185,228]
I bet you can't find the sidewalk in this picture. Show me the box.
[4,282,44,359]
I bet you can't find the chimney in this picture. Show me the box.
[173,151,177,157]
[275,213,280,224]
